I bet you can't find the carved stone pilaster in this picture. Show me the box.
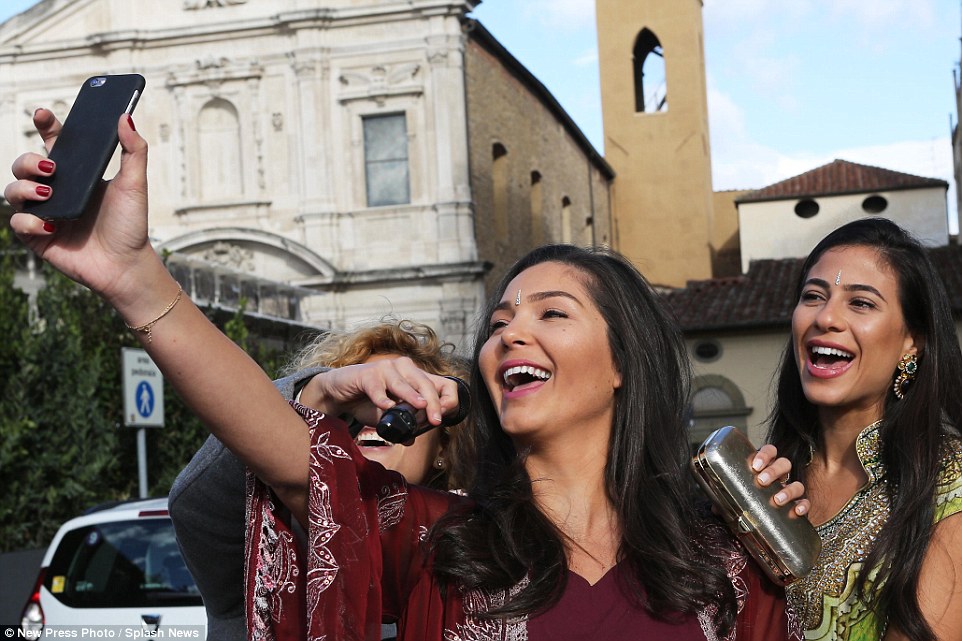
[169,84,189,199]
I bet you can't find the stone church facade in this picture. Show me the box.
[0,0,613,349]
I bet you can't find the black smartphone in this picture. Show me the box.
[25,74,145,221]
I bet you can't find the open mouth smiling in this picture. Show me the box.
[809,344,854,369]
[355,428,391,448]
[502,365,551,391]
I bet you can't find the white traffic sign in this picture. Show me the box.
[123,347,165,427]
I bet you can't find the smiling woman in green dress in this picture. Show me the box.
[766,218,962,641]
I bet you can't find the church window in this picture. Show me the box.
[530,170,544,245]
[493,143,508,238]
[633,28,667,113]
[363,113,410,207]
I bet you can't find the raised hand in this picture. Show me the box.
[298,357,462,429]
[6,109,154,309]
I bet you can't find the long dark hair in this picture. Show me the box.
[429,244,738,630]
[766,218,962,641]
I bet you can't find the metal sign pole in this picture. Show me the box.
[137,427,148,499]
[123,348,165,499]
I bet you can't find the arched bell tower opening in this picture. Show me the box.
[633,28,667,114]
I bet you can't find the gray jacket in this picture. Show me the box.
[168,367,327,640]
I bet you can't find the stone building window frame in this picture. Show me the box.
[344,92,424,211]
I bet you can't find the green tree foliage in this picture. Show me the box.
[0,228,301,552]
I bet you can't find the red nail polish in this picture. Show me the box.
[126,114,136,131]
[43,222,56,233]
[35,185,51,197]
[38,159,55,173]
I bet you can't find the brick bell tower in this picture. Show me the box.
[595,0,715,287]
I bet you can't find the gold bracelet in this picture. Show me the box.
[125,286,183,343]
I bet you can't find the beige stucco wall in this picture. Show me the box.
[686,328,791,445]
[710,189,750,277]
[464,34,613,293]
[738,187,949,272]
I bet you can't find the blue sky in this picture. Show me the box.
[4,0,960,230]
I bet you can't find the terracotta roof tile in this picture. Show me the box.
[662,245,962,332]
[735,159,948,204]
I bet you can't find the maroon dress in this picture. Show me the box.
[244,403,798,641]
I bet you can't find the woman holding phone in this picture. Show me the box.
[8,108,807,640]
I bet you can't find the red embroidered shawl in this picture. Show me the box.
[244,403,798,641]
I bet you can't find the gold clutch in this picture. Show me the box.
[691,426,821,586]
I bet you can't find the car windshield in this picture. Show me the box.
[45,517,202,608]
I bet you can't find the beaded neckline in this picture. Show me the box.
[853,420,885,484]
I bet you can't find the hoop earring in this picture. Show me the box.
[893,353,918,400]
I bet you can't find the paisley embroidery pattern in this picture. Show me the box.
[246,477,299,641]
[305,422,353,613]
[377,481,408,532]
[445,578,530,641]
[306,481,340,613]
[697,542,748,641]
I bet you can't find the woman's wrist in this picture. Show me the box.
[104,251,182,329]
[297,374,340,414]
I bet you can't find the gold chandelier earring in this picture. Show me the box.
[893,353,918,400]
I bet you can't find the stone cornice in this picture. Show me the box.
[173,199,272,217]
[0,1,477,63]
[293,260,489,289]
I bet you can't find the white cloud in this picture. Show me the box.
[522,0,595,30]
[703,0,812,30]
[832,139,951,181]
[829,0,936,30]
[572,48,597,67]
[703,0,770,23]
[703,0,935,30]
[707,86,790,190]
[703,7,804,103]
[709,119,958,233]
[831,138,956,233]
[707,88,749,150]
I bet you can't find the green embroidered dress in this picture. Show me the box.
[785,422,962,640]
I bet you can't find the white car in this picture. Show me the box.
[20,497,206,636]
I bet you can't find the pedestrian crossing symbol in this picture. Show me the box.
[136,381,155,418]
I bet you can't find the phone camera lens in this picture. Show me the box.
[89,77,107,87]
